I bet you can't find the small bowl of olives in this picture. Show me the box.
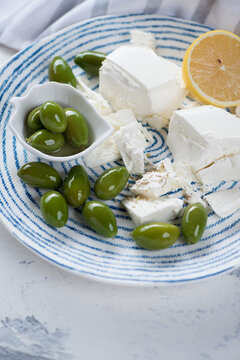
[8,81,113,162]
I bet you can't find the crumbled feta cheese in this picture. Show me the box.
[84,136,120,168]
[122,196,184,226]
[172,161,197,188]
[84,109,136,167]
[130,30,156,51]
[113,122,147,174]
[186,191,208,208]
[104,109,136,129]
[77,78,112,115]
[204,189,240,218]
[84,109,151,169]
[106,109,153,143]
[130,158,180,198]
[143,114,169,132]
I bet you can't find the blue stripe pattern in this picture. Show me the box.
[0,13,239,285]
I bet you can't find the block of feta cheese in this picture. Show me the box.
[122,197,184,226]
[113,122,147,175]
[130,30,156,50]
[99,45,187,123]
[167,106,240,184]
[204,189,240,218]
[84,109,137,167]
[196,154,240,184]
[130,158,180,198]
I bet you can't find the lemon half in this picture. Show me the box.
[182,30,240,107]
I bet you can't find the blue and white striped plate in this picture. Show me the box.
[0,14,239,285]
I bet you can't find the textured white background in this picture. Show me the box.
[0,45,240,360]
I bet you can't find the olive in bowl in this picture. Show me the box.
[9,82,113,162]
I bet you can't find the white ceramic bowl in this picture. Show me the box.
[8,82,113,162]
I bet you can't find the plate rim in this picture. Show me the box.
[0,215,234,287]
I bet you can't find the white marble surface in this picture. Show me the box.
[0,45,240,360]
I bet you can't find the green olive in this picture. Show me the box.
[82,201,117,238]
[132,223,180,250]
[40,190,68,227]
[27,129,64,153]
[48,56,78,88]
[64,108,88,148]
[74,51,106,76]
[181,202,207,244]
[62,165,90,208]
[40,101,67,133]
[94,166,129,200]
[17,162,62,189]
[27,106,43,133]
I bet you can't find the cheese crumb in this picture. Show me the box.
[130,30,156,51]
[143,114,169,132]
[77,78,112,115]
